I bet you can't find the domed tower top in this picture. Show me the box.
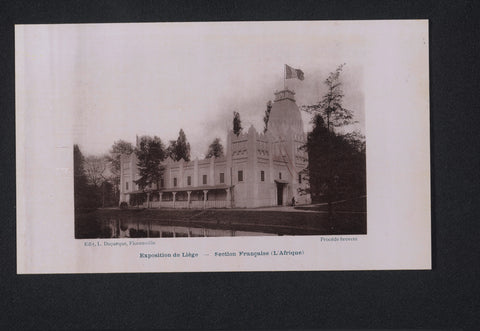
[267,89,304,138]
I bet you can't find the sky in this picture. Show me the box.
[21,22,365,158]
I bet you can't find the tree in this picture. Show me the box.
[205,138,224,158]
[134,136,166,190]
[263,100,272,133]
[167,129,191,161]
[304,115,366,214]
[84,155,107,187]
[74,144,86,182]
[108,140,134,177]
[74,145,101,211]
[74,144,87,210]
[303,64,355,131]
[84,154,124,207]
[233,111,242,136]
[303,115,330,199]
[107,140,134,204]
[302,64,364,222]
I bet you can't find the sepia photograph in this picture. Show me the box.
[16,21,429,273]
[70,23,367,239]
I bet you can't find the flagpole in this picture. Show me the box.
[284,64,286,90]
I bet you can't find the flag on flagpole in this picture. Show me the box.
[285,64,304,81]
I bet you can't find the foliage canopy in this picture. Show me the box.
[206,138,224,158]
[167,129,191,162]
[301,64,365,212]
[302,64,355,130]
[135,136,166,190]
[263,100,272,133]
[233,111,242,136]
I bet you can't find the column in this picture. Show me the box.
[226,131,234,208]
[179,159,184,187]
[203,190,208,209]
[159,192,163,208]
[247,125,258,207]
[193,158,199,187]
[226,131,233,186]
[172,192,176,209]
[146,192,150,208]
[225,188,231,208]
[269,135,275,206]
[187,191,192,208]
[209,157,215,185]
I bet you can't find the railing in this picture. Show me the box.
[145,201,174,208]
[149,201,160,208]
[190,200,204,209]
[174,201,188,209]
[162,201,174,208]
[142,199,229,209]
[206,200,228,209]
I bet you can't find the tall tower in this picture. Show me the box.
[267,89,304,139]
[267,88,310,205]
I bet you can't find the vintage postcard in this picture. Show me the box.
[16,21,430,273]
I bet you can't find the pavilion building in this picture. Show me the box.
[119,88,311,208]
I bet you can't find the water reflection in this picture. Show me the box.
[103,218,277,238]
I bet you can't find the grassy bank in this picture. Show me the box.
[295,196,367,212]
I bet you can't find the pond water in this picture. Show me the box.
[76,214,278,238]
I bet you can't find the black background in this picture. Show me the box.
[1,1,479,330]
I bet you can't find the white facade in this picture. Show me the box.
[119,89,311,208]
